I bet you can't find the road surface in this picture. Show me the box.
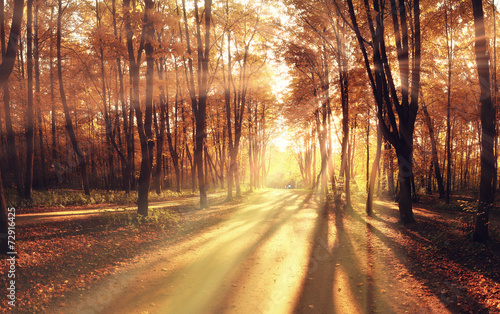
[58,190,449,313]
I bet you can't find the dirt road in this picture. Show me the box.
[62,190,450,314]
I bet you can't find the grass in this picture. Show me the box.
[5,188,198,210]
[431,198,478,213]
[99,206,182,230]
[427,196,500,243]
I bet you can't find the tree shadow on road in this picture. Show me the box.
[359,200,500,313]
[294,198,392,314]
[98,190,319,314]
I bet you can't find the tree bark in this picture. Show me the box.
[96,0,115,191]
[0,0,24,257]
[1,0,23,198]
[472,0,495,243]
[422,105,445,198]
[130,0,155,216]
[111,0,131,193]
[24,0,34,199]
[195,0,210,207]
[224,30,235,201]
[347,0,420,225]
[50,6,57,165]
[165,61,181,193]
[34,2,46,190]
[154,62,166,195]
[57,0,90,196]
[335,27,350,207]
[182,0,212,208]
[492,0,498,199]
[444,1,454,204]
[153,94,164,195]
[366,123,382,216]
[397,147,415,223]
[366,119,370,193]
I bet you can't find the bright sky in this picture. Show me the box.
[270,117,292,152]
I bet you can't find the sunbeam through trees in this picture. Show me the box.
[1,0,500,312]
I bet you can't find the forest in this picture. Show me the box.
[0,0,500,312]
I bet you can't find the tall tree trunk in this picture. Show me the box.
[445,88,452,203]
[366,122,381,215]
[222,3,258,199]
[347,0,420,224]
[154,86,166,195]
[316,106,328,196]
[444,2,454,204]
[492,0,498,200]
[224,30,235,201]
[312,131,317,189]
[155,69,166,195]
[336,30,350,206]
[133,0,155,216]
[182,0,212,208]
[57,0,90,196]
[34,2,46,190]
[96,0,115,191]
[111,0,131,193]
[186,143,196,192]
[248,112,253,191]
[165,61,181,193]
[472,0,495,243]
[220,126,226,189]
[397,146,414,223]
[50,6,57,163]
[427,161,433,193]
[366,119,370,192]
[386,144,395,196]
[422,105,445,198]
[24,0,34,199]
[1,0,23,198]
[0,0,24,257]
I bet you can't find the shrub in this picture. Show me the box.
[6,188,197,210]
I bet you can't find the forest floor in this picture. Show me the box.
[1,189,500,313]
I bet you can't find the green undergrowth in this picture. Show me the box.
[6,188,197,210]
[429,198,500,242]
[431,199,477,213]
[98,206,181,231]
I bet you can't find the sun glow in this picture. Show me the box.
[271,119,292,152]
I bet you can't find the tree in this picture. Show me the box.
[283,39,331,196]
[165,56,183,193]
[57,0,90,196]
[283,0,360,202]
[472,0,495,243]
[346,0,421,224]
[123,0,156,215]
[1,0,23,198]
[95,0,115,191]
[421,104,445,198]
[107,0,133,194]
[221,1,265,199]
[0,0,24,257]
[34,1,47,190]
[24,0,35,199]
[443,0,457,204]
[366,122,381,215]
[181,0,213,208]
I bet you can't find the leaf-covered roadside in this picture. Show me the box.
[371,196,500,313]
[0,199,234,313]
[4,189,198,214]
